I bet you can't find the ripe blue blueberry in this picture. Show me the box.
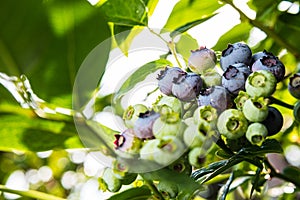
[220,42,252,71]
[288,73,300,99]
[188,46,217,74]
[262,106,283,136]
[222,63,251,95]
[251,54,285,82]
[172,72,203,101]
[157,66,186,95]
[197,86,233,113]
[133,110,160,139]
[114,129,142,158]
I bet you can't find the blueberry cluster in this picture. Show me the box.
[109,42,290,194]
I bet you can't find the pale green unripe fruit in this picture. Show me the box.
[101,168,122,192]
[193,105,218,127]
[157,181,178,198]
[188,147,205,168]
[153,96,182,115]
[152,117,185,138]
[234,91,250,110]
[201,71,222,87]
[245,70,277,97]
[140,136,185,166]
[246,123,268,145]
[183,124,205,148]
[243,98,269,122]
[217,109,248,139]
[123,104,148,128]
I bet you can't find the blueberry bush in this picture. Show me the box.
[1,0,300,199]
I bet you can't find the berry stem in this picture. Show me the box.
[268,96,294,110]
[222,0,300,59]
[147,27,184,69]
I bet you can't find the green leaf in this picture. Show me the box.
[237,139,283,156]
[143,168,200,198]
[191,160,228,180]
[0,114,82,152]
[201,157,244,183]
[112,59,172,107]
[220,172,235,200]
[213,23,252,51]
[101,0,148,26]
[282,166,300,187]
[0,0,111,107]
[175,33,198,63]
[0,184,66,200]
[110,25,144,56]
[142,0,159,16]
[170,14,217,37]
[163,0,222,32]
[108,186,151,200]
[250,167,262,198]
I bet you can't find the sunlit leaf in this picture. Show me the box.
[175,33,199,63]
[0,114,82,152]
[108,186,151,200]
[170,14,217,37]
[163,0,222,32]
[113,59,172,102]
[101,0,148,26]
[213,23,252,51]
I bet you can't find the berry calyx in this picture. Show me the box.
[288,73,300,99]
[245,70,277,97]
[217,109,248,139]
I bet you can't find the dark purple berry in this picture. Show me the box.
[133,110,160,139]
[251,55,285,82]
[262,106,283,136]
[172,72,203,101]
[197,86,233,113]
[222,63,251,95]
[288,73,300,99]
[250,50,275,66]
[220,42,252,71]
[157,67,186,95]
[188,46,217,74]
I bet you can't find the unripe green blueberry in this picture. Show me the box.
[101,168,122,192]
[153,95,182,116]
[217,109,248,139]
[193,105,218,127]
[123,104,148,128]
[140,136,185,166]
[293,101,300,123]
[152,117,185,138]
[245,70,277,97]
[188,147,205,168]
[243,97,269,122]
[246,123,268,145]
[183,124,205,148]
[201,71,222,87]
[157,181,178,198]
[168,157,192,176]
[234,91,250,110]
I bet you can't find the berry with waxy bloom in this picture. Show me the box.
[157,66,186,95]
[133,110,160,139]
[288,73,300,99]
[114,129,142,158]
[172,72,203,101]
[220,42,252,71]
[188,46,217,74]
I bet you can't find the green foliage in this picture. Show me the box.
[1,0,300,199]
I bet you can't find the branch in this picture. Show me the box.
[222,0,300,59]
